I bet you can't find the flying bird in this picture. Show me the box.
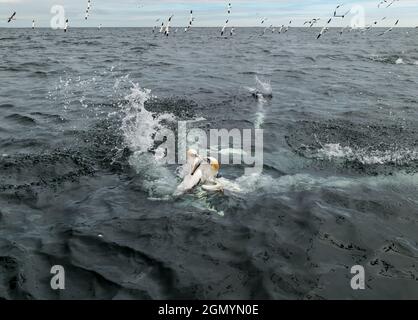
[284,20,292,33]
[378,19,399,36]
[386,0,399,8]
[304,18,320,27]
[7,12,16,23]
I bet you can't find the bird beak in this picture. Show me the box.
[190,157,203,176]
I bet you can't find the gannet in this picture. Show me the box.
[379,19,399,36]
[317,26,329,39]
[317,18,332,39]
[175,150,222,194]
[385,0,399,8]
[221,19,229,36]
[284,20,292,33]
[64,19,68,32]
[85,0,91,20]
[333,4,350,18]
[164,15,173,36]
[304,18,320,27]
[7,12,16,23]
[185,10,194,32]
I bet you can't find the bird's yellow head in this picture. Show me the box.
[207,157,220,173]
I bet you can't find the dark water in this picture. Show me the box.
[0,28,417,299]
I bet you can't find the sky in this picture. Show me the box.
[0,0,417,28]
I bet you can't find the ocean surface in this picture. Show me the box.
[0,27,417,299]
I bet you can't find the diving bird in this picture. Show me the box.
[164,15,174,36]
[85,0,91,20]
[185,10,194,32]
[32,19,35,29]
[227,3,232,14]
[379,19,399,36]
[7,12,16,23]
[385,0,399,8]
[317,26,329,39]
[221,19,229,36]
[317,18,332,39]
[284,20,292,33]
[64,19,68,32]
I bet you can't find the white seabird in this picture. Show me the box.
[379,19,399,36]
[185,10,194,32]
[221,19,229,36]
[7,12,16,23]
[175,149,222,194]
[333,4,350,18]
[284,20,292,33]
[85,0,91,20]
[164,15,174,36]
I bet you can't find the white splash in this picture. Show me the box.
[244,76,273,129]
[120,83,178,199]
[254,76,273,97]
[316,143,418,165]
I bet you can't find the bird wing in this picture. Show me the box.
[176,170,203,194]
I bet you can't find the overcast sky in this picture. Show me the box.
[0,0,417,28]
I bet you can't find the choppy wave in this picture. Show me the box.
[315,143,418,165]
[369,54,418,66]
[118,84,178,199]
[286,119,418,174]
